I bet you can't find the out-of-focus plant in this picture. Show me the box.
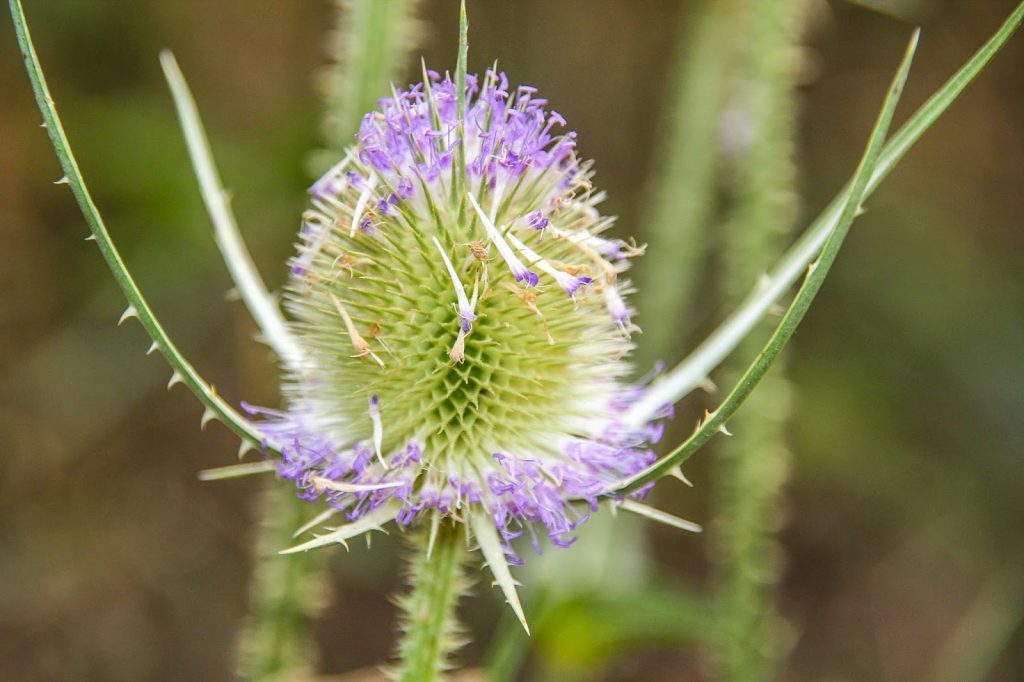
[197,1,420,679]
[10,0,1024,679]
[635,0,736,369]
[711,1,804,678]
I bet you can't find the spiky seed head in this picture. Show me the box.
[249,68,667,558]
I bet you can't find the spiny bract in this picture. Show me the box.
[248,67,668,560]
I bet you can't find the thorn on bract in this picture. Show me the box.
[200,408,217,430]
[118,305,138,326]
[697,376,717,394]
[669,466,694,487]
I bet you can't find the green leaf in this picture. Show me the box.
[8,0,277,455]
[628,1,1024,426]
[617,29,921,493]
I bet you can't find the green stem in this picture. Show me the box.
[712,0,803,677]
[237,486,327,681]
[321,0,421,157]
[395,521,467,682]
[635,0,737,368]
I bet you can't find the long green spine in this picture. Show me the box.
[626,1,1024,431]
[8,0,276,458]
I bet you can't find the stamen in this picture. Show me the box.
[467,241,489,261]
[350,171,378,237]
[506,232,592,299]
[330,294,385,367]
[503,282,554,344]
[551,226,619,282]
[526,209,549,232]
[311,476,403,493]
[369,396,387,467]
[449,328,467,364]
[468,192,538,286]
[603,284,631,331]
[432,236,477,332]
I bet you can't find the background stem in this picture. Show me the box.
[634,0,735,369]
[711,0,804,678]
[237,486,327,681]
[238,2,421,678]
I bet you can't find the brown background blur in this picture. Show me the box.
[2,1,1023,680]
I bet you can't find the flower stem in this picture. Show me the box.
[394,520,467,682]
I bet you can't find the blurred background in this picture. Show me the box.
[2,1,1022,680]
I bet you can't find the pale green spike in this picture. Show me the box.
[198,461,276,481]
[470,510,529,635]
[160,50,304,370]
[279,501,401,554]
[452,0,469,203]
[426,509,442,559]
[200,407,216,430]
[617,499,702,534]
[118,305,137,326]
[292,508,339,539]
[237,440,254,460]
[310,476,403,493]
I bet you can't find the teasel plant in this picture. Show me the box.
[10,0,1024,679]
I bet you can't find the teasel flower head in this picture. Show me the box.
[244,66,679,622]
